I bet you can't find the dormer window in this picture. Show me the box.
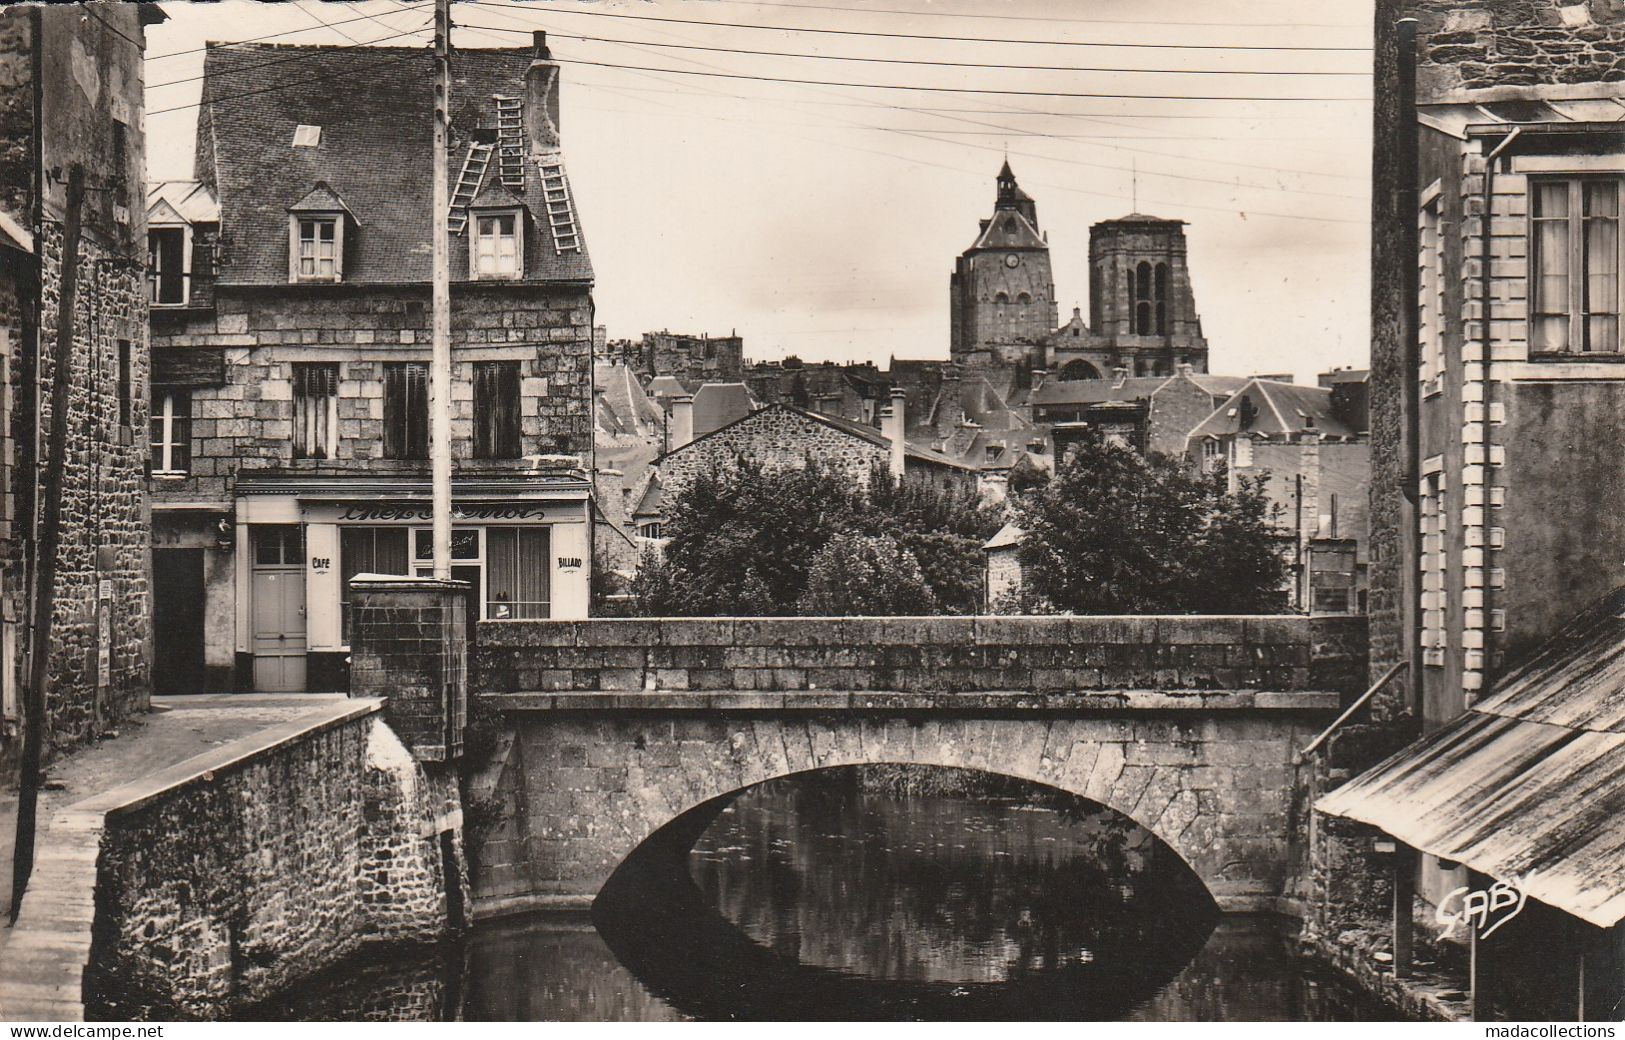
[472,211,522,278]
[295,216,339,279]
[287,182,354,283]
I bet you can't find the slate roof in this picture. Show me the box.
[660,403,976,473]
[1031,376,1171,407]
[1187,379,1358,441]
[692,382,758,439]
[198,43,592,285]
[147,180,220,224]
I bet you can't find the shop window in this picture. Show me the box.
[486,526,550,619]
[339,526,409,643]
[473,360,521,459]
[293,362,340,460]
[383,362,428,460]
[148,226,188,305]
[1531,177,1621,354]
[253,524,304,566]
[150,391,191,474]
[472,211,521,279]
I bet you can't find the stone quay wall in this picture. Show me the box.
[80,703,465,1021]
[464,615,1366,918]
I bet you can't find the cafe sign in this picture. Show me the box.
[336,504,551,522]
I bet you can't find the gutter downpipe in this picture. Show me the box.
[1395,16,1422,982]
[1479,126,1520,706]
[1396,19,1424,728]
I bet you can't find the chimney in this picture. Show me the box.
[1176,362,1194,378]
[1031,368,1047,390]
[527,35,562,153]
[670,394,695,451]
[1112,366,1129,389]
[882,389,907,481]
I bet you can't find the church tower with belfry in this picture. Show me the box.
[949,161,1059,369]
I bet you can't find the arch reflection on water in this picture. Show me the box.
[590,765,1220,1020]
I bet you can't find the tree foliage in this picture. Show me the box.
[629,457,998,616]
[1009,441,1286,614]
[798,532,937,616]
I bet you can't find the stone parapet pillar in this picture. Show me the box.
[348,575,468,762]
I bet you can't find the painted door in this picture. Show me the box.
[252,568,306,691]
[153,549,206,694]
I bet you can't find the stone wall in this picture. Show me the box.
[657,405,889,505]
[350,576,468,763]
[1411,0,1625,96]
[149,282,595,504]
[26,222,153,752]
[0,4,154,775]
[82,704,464,1021]
[472,615,1367,700]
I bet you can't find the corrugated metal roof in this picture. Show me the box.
[1317,712,1625,928]
[1475,588,1625,735]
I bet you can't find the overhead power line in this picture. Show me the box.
[146,2,432,60]
[476,24,1368,76]
[147,49,426,116]
[712,0,1370,32]
[147,21,434,92]
[479,48,1372,102]
[463,1,1373,52]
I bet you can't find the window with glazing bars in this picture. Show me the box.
[150,391,191,474]
[1531,177,1620,354]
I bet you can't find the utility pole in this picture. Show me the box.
[10,164,82,922]
[430,0,452,579]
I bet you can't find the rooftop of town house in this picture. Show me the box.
[692,382,759,440]
[1030,372,1249,409]
[197,42,592,286]
[147,179,220,225]
[655,401,977,473]
[1186,378,1360,442]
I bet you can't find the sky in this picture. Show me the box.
[143,0,1374,382]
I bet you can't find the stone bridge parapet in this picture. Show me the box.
[473,615,1367,703]
[466,615,1366,919]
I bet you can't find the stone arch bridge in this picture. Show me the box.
[465,615,1364,915]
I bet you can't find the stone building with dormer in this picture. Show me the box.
[147,34,595,694]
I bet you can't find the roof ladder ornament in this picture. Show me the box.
[493,94,526,188]
[539,154,580,253]
[448,142,493,233]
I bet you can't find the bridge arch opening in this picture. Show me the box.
[590,764,1219,1020]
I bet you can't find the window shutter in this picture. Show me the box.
[407,362,428,460]
[385,363,407,459]
[473,361,520,459]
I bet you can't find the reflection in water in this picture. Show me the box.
[687,773,1213,988]
[262,767,1401,1021]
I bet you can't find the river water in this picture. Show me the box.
[459,769,1399,1022]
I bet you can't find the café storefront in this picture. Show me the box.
[233,472,592,692]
